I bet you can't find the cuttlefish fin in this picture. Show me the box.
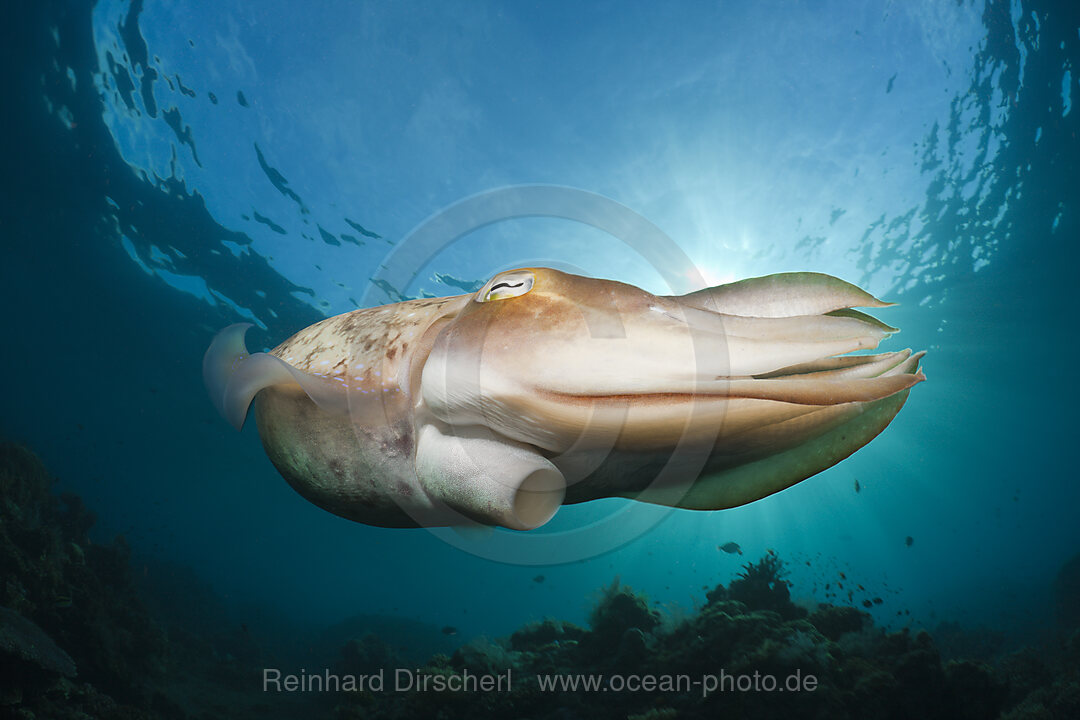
[678,272,894,317]
[203,323,348,431]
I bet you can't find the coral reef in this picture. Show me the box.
[323,558,1076,720]
[0,441,169,718]
[582,577,661,667]
[0,604,77,679]
[1054,553,1080,630]
[726,550,807,621]
[324,553,1080,720]
[510,618,587,652]
[2,440,1079,720]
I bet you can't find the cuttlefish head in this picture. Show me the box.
[419,267,923,524]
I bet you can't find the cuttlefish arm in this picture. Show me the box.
[678,271,894,317]
[422,268,924,513]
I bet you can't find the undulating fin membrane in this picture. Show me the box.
[203,323,349,431]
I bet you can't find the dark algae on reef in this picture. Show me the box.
[2,441,1079,719]
[0,442,304,720]
[0,442,167,718]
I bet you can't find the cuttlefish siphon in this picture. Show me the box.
[204,268,924,531]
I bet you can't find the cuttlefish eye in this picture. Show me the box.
[476,270,535,303]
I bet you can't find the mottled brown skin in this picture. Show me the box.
[255,386,423,527]
[271,295,468,391]
[254,295,470,528]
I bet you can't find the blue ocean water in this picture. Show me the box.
[2,0,1078,712]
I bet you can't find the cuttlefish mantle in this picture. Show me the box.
[204,268,924,531]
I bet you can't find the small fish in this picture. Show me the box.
[533,574,545,584]
[872,597,883,605]
[441,626,458,636]
[53,595,73,609]
[854,478,861,493]
[905,536,914,547]
[717,542,743,555]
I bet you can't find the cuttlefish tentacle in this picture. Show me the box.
[205,266,925,530]
[753,348,911,379]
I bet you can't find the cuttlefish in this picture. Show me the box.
[204,268,924,530]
